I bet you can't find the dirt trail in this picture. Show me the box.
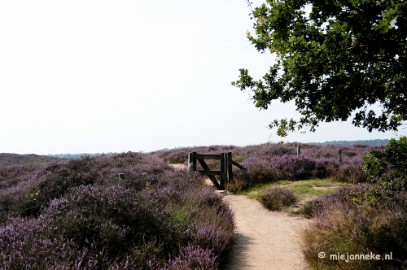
[169,163,310,270]
[223,194,310,270]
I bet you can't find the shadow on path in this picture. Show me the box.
[223,233,253,270]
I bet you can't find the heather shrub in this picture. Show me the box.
[0,163,61,222]
[0,164,43,189]
[236,155,332,187]
[234,155,278,185]
[45,185,181,261]
[0,217,82,269]
[0,153,57,166]
[20,157,99,217]
[274,156,329,180]
[299,184,370,218]
[166,151,189,164]
[0,153,234,269]
[152,143,373,190]
[189,222,234,257]
[166,245,217,270]
[331,162,368,183]
[185,188,235,255]
[231,142,375,190]
[302,186,407,269]
[259,187,297,211]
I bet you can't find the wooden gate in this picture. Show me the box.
[188,152,246,190]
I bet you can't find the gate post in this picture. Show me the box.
[186,152,245,190]
[227,152,233,183]
[188,152,197,172]
[220,153,226,189]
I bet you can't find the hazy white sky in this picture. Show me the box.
[1,0,405,154]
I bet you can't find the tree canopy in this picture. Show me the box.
[233,0,407,136]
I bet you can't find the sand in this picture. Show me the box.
[169,163,310,269]
[223,194,310,270]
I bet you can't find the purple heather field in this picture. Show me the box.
[1,140,406,269]
[0,152,234,269]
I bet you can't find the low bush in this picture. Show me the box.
[225,180,248,193]
[300,139,407,269]
[302,185,407,269]
[295,200,315,218]
[166,245,217,270]
[330,162,367,183]
[259,187,297,211]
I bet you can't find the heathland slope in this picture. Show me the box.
[0,153,234,269]
[0,153,58,166]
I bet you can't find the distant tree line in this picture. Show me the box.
[314,139,389,147]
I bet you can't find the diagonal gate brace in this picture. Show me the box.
[197,158,222,189]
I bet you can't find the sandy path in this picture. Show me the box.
[169,163,310,269]
[223,194,310,270]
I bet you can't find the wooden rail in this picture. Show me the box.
[188,152,246,190]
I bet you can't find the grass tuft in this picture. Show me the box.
[259,187,298,211]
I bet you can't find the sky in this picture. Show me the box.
[1,0,405,155]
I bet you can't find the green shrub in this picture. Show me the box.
[363,137,407,192]
[259,187,297,210]
[295,200,317,218]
